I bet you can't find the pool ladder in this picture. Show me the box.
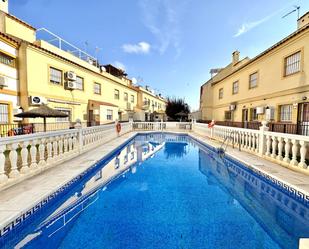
[218,130,241,155]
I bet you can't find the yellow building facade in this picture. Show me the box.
[200,12,309,134]
[0,0,166,126]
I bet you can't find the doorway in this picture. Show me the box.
[242,109,248,128]
[297,102,309,135]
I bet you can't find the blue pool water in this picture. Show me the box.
[1,133,309,249]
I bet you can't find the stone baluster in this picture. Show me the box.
[276,137,283,161]
[38,138,46,167]
[271,136,278,158]
[245,132,248,149]
[265,135,271,157]
[290,139,299,166]
[298,141,307,169]
[283,138,291,163]
[53,137,58,159]
[241,132,245,148]
[73,135,77,151]
[20,141,30,173]
[30,140,38,169]
[46,138,53,164]
[63,135,69,155]
[248,133,252,150]
[9,143,19,178]
[68,135,73,151]
[252,134,256,152]
[255,134,259,153]
[0,145,8,183]
[58,136,64,159]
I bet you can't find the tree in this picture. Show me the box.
[165,97,190,121]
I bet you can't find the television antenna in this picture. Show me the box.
[282,5,300,20]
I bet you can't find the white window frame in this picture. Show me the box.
[55,108,71,122]
[93,82,101,94]
[249,72,258,89]
[107,109,113,120]
[284,51,301,76]
[50,67,62,85]
[114,89,119,100]
[0,103,9,124]
[232,81,239,94]
[280,105,293,122]
[75,76,84,90]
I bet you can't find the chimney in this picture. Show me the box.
[0,0,8,13]
[232,50,240,66]
[297,11,309,30]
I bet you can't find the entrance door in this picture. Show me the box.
[298,103,309,135]
[242,109,248,128]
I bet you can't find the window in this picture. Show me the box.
[224,111,232,120]
[55,108,71,122]
[124,92,128,101]
[75,76,84,90]
[93,83,101,94]
[219,88,223,99]
[114,89,119,100]
[0,52,16,67]
[50,67,62,85]
[130,95,134,103]
[107,109,113,120]
[232,81,239,94]
[280,105,292,122]
[250,108,258,121]
[0,103,9,124]
[284,51,301,76]
[249,72,258,89]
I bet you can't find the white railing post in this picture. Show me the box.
[75,122,83,153]
[0,145,8,183]
[258,121,269,156]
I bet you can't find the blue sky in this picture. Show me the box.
[10,0,309,110]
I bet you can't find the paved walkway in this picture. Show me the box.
[190,132,309,195]
[0,132,136,229]
[1,130,309,232]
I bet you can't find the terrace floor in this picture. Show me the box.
[0,131,309,234]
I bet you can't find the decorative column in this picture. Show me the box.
[0,145,8,183]
[75,120,83,153]
[9,143,19,178]
[38,138,46,167]
[283,138,291,163]
[298,141,307,169]
[30,140,38,169]
[258,120,269,156]
[276,137,283,161]
[290,139,299,166]
[46,138,53,165]
[265,135,271,157]
[271,136,278,158]
[20,141,30,173]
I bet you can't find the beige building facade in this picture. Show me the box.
[200,11,309,134]
[0,0,166,129]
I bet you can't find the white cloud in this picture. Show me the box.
[122,42,151,54]
[114,61,126,71]
[139,0,186,58]
[234,5,290,37]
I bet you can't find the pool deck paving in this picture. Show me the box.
[0,130,309,234]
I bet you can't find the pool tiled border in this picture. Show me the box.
[0,131,309,241]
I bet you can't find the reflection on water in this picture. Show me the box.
[198,146,309,249]
[2,133,308,249]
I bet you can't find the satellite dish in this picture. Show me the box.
[100,66,106,72]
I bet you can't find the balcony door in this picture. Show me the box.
[242,109,248,128]
[298,103,309,135]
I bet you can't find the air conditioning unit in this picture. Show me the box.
[256,106,265,114]
[65,71,77,81]
[229,104,236,111]
[30,96,46,105]
[65,81,77,90]
[265,107,275,121]
[0,76,8,87]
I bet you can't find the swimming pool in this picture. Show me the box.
[1,133,308,249]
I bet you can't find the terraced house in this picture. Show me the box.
[200,11,309,135]
[0,0,166,134]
